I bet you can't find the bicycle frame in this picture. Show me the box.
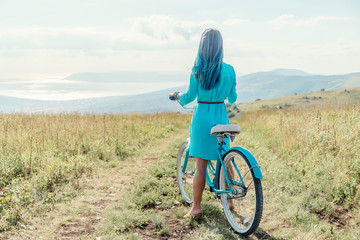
[181,138,263,196]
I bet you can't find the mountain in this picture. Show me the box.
[236,70,360,103]
[72,85,191,113]
[1,69,360,114]
[267,68,309,76]
[0,86,190,114]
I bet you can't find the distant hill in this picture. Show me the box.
[0,86,191,114]
[236,71,360,103]
[73,85,191,114]
[262,68,310,76]
[234,86,360,113]
[1,69,360,114]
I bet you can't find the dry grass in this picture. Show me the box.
[92,103,360,239]
[1,101,360,239]
[0,112,190,232]
[237,86,360,112]
[235,103,360,239]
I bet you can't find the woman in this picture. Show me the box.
[170,28,237,218]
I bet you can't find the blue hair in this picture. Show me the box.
[192,28,223,90]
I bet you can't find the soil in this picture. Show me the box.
[316,206,354,230]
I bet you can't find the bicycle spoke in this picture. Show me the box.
[219,150,263,236]
[177,141,195,204]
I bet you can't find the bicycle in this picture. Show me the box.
[170,93,263,236]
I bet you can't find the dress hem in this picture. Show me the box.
[189,152,218,161]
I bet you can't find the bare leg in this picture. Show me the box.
[227,163,234,209]
[184,157,207,217]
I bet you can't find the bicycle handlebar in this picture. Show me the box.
[169,92,178,101]
[169,92,194,110]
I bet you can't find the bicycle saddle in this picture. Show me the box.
[210,124,241,136]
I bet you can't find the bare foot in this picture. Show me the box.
[183,210,202,219]
[183,206,203,219]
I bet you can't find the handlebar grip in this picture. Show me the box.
[169,92,179,101]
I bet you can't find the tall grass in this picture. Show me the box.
[237,103,360,238]
[2,103,359,238]
[0,113,190,231]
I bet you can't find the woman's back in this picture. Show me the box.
[179,62,237,106]
[197,63,237,103]
[177,63,236,160]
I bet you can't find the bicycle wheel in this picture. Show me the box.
[177,141,195,204]
[219,150,263,236]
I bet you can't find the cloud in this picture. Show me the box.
[0,27,116,51]
[132,15,215,41]
[0,15,216,53]
[223,18,251,26]
[268,14,348,29]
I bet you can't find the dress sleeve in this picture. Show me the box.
[227,67,237,105]
[179,74,198,106]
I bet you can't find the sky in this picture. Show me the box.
[0,0,359,99]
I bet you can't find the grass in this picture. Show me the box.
[94,102,360,239]
[235,103,360,239]
[0,112,190,232]
[95,140,188,239]
[1,99,359,239]
[235,86,360,113]
[95,132,243,240]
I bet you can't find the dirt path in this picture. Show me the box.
[5,128,189,240]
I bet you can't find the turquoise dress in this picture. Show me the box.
[179,62,237,160]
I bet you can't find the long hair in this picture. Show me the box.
[192,28,223,90]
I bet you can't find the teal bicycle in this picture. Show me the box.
[172,96,263,236]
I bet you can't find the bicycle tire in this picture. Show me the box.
[176,141,195,204]
[219,149,263,236]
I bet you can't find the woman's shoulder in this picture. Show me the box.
[222,62,235,76]
[222,62,235,71]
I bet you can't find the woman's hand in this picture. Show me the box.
[169,92,179,101]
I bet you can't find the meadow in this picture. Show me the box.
[1,101,359,239]
[235,86,360,113]
[0,113,190,233]
[94,102,360,239]
[238,103,360,239]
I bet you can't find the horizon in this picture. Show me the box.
[0,68,359,101]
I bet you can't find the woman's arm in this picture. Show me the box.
[227,68,237,105]
[179,74,198,106]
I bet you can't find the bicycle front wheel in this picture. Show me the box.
[219,150,263,236]
[177,141,195,204]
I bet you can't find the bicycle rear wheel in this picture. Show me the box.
[219,150,263,236]
[177,141,195,204]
